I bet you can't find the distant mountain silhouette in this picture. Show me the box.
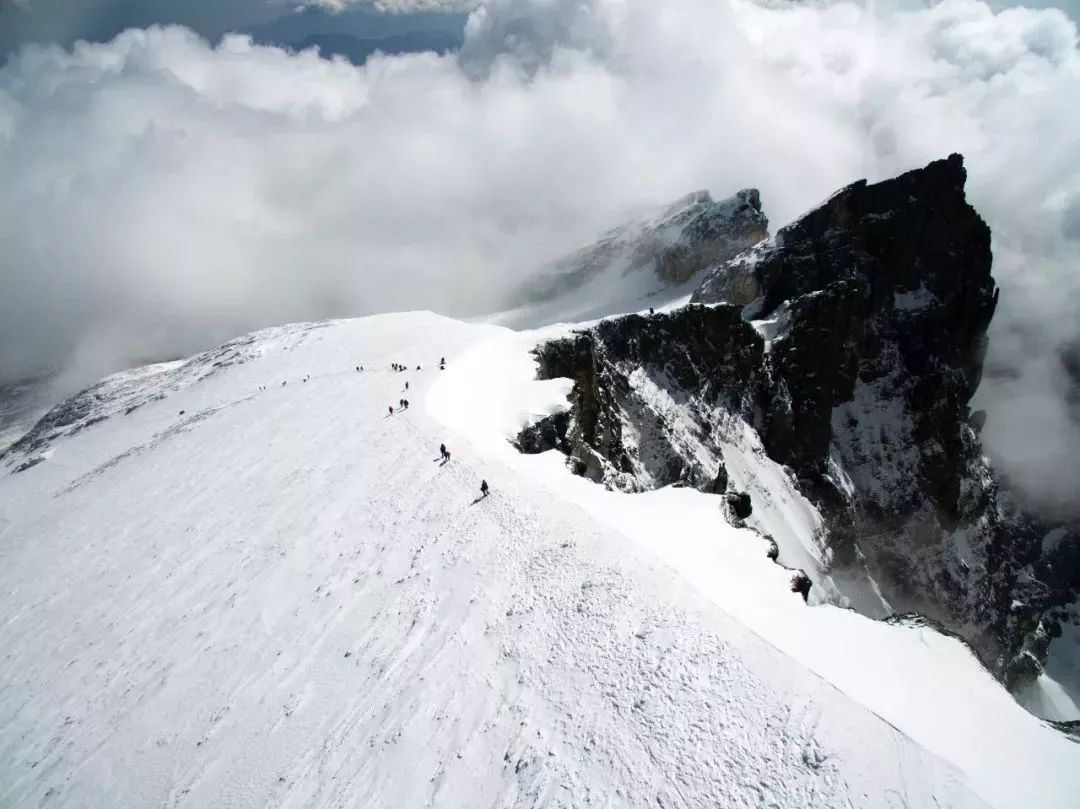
[294,30,463,64]
[240,5,467,64]
[0,1,467,64]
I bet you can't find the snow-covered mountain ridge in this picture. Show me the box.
[1,309,1078,808]
[0,323,330,474]
[515,154,1080,719]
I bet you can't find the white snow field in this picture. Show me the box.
[1,312,1077,808]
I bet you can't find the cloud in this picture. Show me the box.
[0,0,1078,511]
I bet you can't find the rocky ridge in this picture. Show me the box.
[516,154,1080,700]
[514,188,769,305]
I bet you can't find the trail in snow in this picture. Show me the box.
[0,313,1074,808]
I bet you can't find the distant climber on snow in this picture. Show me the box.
[480,480,489,497]
[388,405,394,416]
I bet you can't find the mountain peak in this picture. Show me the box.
[506,187,768,326]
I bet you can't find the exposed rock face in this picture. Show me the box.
[517,305,765,491]
[515,189,768,304]
[790,572,813,602]
[516,154,1080,697]
[695,154,997,489]
[653,189,769,285]
[726,491,753,520]
[691,249,762,306]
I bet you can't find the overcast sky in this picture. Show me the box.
[1,0,1079,512]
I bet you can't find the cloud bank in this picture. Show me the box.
[0,0,1078,510]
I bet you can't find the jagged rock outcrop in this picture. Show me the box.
[695,154,997,495]
[726,491,753,520]
[516,154,1080,697]
[515,189,768,305]
[517,305,764,491]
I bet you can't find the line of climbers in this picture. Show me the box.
[261,355,489,499]
[385,359,488,499]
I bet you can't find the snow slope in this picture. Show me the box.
[0,375,53,454]
[0,312,1076,808]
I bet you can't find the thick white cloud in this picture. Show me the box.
[1,0,1078,509]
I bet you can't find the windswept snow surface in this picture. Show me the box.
[0,313,1075,808]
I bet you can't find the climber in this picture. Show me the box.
[388,405,394,416]
[480,480,489,498]
[405,381,409,390]
[439,443,446,458]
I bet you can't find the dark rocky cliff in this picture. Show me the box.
[516,154,1079,695]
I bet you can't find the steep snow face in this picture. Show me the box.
[496,188,768,329]
[1,313,1076,808]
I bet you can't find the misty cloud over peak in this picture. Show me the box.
[1,0,1079,510]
